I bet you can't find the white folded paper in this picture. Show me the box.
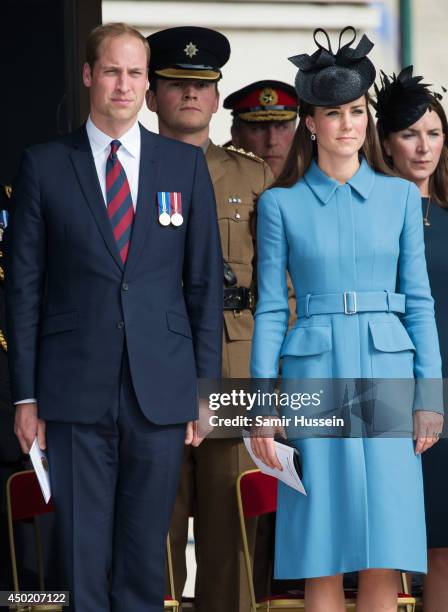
[29,438,51,503]
[243,437,307,495]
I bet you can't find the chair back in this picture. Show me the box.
[239,469,278,518]
[8,470,54,521]
[6,470,54,595]
[236,469,278,609]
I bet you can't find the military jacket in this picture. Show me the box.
[205,142,272,377]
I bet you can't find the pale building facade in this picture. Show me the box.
[102,0,448,142]
[102,0,409,143]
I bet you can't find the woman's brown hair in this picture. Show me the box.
[378,97,448,207]
[273,95,391,189]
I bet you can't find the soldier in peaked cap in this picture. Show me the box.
[148,25,230,82]
[146,26,273,612]
[224,80,299,178]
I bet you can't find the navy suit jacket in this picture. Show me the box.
[5,124,223,425]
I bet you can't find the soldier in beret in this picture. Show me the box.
[224,80,298,178]
[146,26,273,612]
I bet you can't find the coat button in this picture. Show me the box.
[117,321,124,329]
[122,282,129,291]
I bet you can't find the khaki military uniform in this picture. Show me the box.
[169,142,273,612]
[209,143,273,378]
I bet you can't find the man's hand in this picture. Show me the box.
[185,399,215,447]
[413,410,444,455]
[184,420,207,447]
[14,403,46,453]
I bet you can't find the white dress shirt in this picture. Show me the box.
[86,115,141,208]
[16,117,142,406]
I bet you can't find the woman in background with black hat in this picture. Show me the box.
[374,67,448,611]
[250,27,443,611]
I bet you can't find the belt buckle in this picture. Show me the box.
[248,289,255,311]
[344,291,357,315]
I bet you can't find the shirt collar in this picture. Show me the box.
[201,138,211,154]
[86,116,140,159]
[304,158,376,204]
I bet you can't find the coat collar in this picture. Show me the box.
[304,157,375,204]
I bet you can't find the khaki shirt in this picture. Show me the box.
[206,142,272,377]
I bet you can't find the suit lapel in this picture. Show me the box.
[69,126,124,271]
[124,125,159,277]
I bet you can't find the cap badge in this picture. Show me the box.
[184,42,198,58]
[260,88,278,106]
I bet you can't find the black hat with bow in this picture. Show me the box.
[289,26,376,106]
[372,65,444,135]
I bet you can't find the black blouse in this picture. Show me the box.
[422,197,448,377]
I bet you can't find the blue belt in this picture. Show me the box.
[296,291,405,318]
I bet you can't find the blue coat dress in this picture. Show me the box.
[251,159,442,579]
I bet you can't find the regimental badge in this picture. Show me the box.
[259,87,278,106]
[184,42,198,58]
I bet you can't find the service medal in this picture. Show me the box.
[170,192,184,227]
[159,212,171,226]
[158,192,171,226]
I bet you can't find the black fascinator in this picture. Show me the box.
[372,65,444,135]
[289,26,376,106]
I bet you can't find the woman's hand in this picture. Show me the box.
[250,418,285,470]
[413,410,444,454]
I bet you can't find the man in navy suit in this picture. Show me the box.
[5,22,222,612]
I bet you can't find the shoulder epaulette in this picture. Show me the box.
[223,145,265,164]
[3,185,12,199]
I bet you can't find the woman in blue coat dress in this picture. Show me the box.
[250,28,444,611]
[374,66,448,611]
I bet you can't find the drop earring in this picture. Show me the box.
[310,133,316,141]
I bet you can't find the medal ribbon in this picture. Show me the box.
[158,192,170,216]
[170,192,182,217]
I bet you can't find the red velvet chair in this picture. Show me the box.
[6,470,61,611]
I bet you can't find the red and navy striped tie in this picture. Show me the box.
[106,140,134,263]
